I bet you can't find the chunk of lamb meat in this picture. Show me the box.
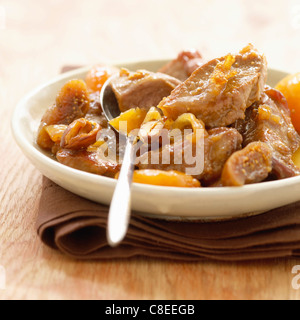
[158,44,267,128]
[158,49,204,81]
[110,68,181,113]
[137,127,242,185]
[221,142,273,186]
[233,87,300,179]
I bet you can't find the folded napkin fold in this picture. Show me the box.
[36,177,300,261]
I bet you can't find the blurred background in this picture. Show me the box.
[1,0,300,108]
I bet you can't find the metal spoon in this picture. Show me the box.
[100,76,136,247]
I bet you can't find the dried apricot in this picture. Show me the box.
[45,125,68,143]
[116,169,201,188]
[275,72,300,133]
[109,108,148,135]
[85,65,116,93]
[292,147,300,168]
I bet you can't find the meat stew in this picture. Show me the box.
[36,44,300,188]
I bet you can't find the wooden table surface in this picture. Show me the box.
[1,0,300,300]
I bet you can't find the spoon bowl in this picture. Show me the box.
[100,75,122,124]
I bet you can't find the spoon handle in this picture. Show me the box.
[107,137,136,247]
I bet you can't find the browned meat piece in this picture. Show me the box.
[233,87,300,179]
[37,80,90,149]
[158,49,204,81]
[137,127,242,184]
[158,44,267,128]
[110,68,181,113]
[56,149,120,178]
[221,142,273,186]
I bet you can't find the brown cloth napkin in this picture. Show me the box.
[36,177,300,261]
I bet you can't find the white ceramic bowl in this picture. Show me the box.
[11,59,300,220]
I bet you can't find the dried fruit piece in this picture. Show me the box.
[85,65,117,93]
[45,125,68,143]
[293,147,300,168]
[45,79,90,125]
[221,142,273,186]
[60,118,101,150]
[37,125,67,150]
[275,72,300,133]
[116,169,201,188]
[109,107,148,135]
[37,80,90,149]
